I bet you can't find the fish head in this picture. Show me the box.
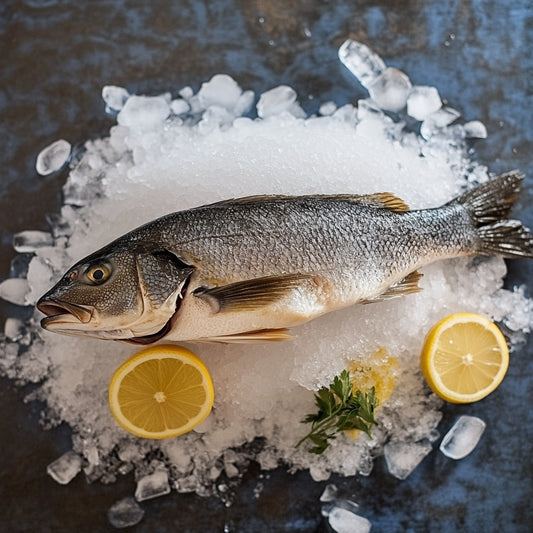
[36,244,193,342]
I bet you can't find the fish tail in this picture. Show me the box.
[457,171,533,258]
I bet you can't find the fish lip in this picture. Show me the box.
[37,298,94,327]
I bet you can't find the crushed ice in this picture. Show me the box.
[1,40,532,527]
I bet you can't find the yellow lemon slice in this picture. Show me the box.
[420,313,509,403]
[109,345,214,439]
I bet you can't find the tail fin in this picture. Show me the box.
[457,171,533,259]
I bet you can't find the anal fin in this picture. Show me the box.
[198,328,293,343]
[361,270,423,304]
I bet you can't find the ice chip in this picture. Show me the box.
[12,230,54,253]
[322,498,360,518]
[288,101,307,119]
[4,318,24,341]
[256,85,297,118]
[464,120,488,139]
[406,86,442,121]
[320,483,338,502]
[134,468,171,501]
[102,86,130,112]
[223,449,240,478]
[439,415,486,460]
[177,475,199,493]
[338,39,386,88]
[117,95,170,131]
[35,139,72,176]
[170,98,190,115]
[367,67,412,112]
[46,450,82,485]
[107,497,145,529]
[179,86,194,100]
[420,107,461,140]
[233,90,255,117]
[319,101,337,116]
[0,278,31,306]
[327,505,372,533]
[198,74,242,112]
[384,441,432,480]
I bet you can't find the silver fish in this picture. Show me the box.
[37,172,533,343]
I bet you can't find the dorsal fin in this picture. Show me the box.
[203,193,409,213]
[361,193,410,213]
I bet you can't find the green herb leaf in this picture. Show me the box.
[296,371,379,454]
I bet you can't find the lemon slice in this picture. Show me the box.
[420,313,509,403]
[109,345,214,439]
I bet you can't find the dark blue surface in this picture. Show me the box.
[1,1,532,531]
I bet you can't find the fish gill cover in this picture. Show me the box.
[0,41,532,512]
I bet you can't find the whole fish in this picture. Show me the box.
[37,172,533,343]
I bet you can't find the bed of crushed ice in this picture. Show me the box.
[1,41,532,530]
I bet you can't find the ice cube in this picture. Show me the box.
[12,230,54,253]
[367,67,412,112]
[223,449,240,478]
[322,498,360,518]
[327,505,372,533]
[0,278,30,306]
[176,475,199,493]
[320,483,338,502]
[318,101,337,116]
[178,86,194,100]
[35,139,72,176]
[117,95,170,131]
[234,90,255,117]
[170,98,190,115]
[384,441,432,480]
[134,468,171,501]
[198,74,242,112]
[406,86,442,121]
[463,120,488,139]
[256,86,297,118]
[107,497,145,529]
[338,39,386,89]
[288,101,307,119]
[46,451,82,485]
[420,107,461,140]
[102,86,130,113]
[439,415,486,460]
[4,318,24,341]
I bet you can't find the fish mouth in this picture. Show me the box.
[37,298,94,328]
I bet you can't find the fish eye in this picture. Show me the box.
[85,264,112,284]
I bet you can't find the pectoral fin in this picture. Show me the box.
[194,273,311,313]
[361,270,423,304]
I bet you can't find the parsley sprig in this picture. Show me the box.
[296,370,379,454]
